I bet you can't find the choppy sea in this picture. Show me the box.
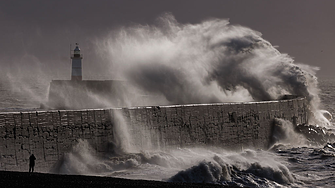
[1,77,335,187]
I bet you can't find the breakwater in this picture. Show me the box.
[0,97,308,172]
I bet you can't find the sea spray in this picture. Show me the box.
[101,14,315,103]
[97,13,329,126]
[271,118,307,146]
[111,108,164,153]
[51,107,162,174]
[47,82,118,109]
[51,139,141,175]
[51,139,104,175]
[52,142,295,186]
[5,73,50,109]
[110,109,134,154]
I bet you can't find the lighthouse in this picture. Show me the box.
[71,43,83,81]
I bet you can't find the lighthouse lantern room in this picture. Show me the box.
[71,43,83,81]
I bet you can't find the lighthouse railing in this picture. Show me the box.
[71,53,83,58]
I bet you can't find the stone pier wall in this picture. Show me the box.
[0,98,308,172]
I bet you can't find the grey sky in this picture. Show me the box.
[1,0,334,78]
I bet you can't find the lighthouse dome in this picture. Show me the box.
[74,44,80,54]
[74,46,80,51]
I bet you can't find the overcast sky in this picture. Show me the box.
[1,0,334,79]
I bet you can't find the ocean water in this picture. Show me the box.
[1,77,335,187]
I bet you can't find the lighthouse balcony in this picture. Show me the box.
[71,54,83,58]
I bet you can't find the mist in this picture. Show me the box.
[96,13,325,124]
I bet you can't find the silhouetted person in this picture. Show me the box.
[29,154,36,173]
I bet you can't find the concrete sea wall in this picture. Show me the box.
[0,98,308,172]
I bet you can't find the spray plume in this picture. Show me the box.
[97,13,325,124]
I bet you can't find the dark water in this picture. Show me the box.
[1,77,335,187]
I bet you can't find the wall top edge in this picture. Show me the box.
[0,97,306,115]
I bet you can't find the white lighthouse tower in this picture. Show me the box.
[71,43,83,81]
